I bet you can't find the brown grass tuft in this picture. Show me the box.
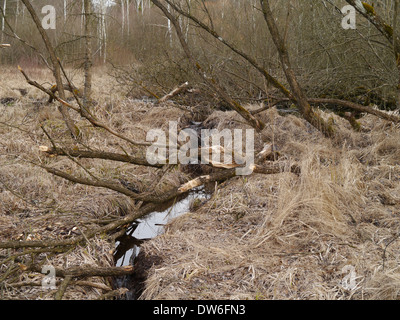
[139,109,400,300]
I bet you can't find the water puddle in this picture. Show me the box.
[112,187,211,299]
[114,187,211,267]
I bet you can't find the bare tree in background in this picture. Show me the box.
[259,0,334,136]
[1,0,6,43]
[151,0,266,132]
[343,0,400,108]
[97,0,108,64]
[83,0,93,110]
[393,0,400,107]
[20,0,79,139]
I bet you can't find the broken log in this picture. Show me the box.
[156,82,190,104]
[0,44,10,48]
[260,95,400,124]
[307,97,400,124]
[178,162,300,193]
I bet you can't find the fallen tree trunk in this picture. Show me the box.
[0,202,159,250]
[156,82,190,104]
[0,43,10,48]
[308,98,400,123]
[178,162,300,193]
[0,159,299,251]
[272,97,400,124]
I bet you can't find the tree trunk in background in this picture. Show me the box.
[126,0,130,36]
[14,0,18,33]
[260,0,334,137]
[394,0,400,108]
[63,0,67,22]
[167,3,172,46]
[21,0,79,139]
[121,0,125,37]
[1,0,6,43]
[83,0,93,112]
[98,0,107,64]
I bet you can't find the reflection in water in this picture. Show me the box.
[114,188,210,267]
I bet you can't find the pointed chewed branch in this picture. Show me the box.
[156,81,190,104]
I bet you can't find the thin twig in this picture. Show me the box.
[54,275,72,300]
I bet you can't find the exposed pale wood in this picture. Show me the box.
[157,81,190,103]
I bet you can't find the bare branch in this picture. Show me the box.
[21,0,79,138]
[19,66,152,147]
[163,0,293,100]
[151,0,266,132]
[260,0,334,137]
[40,146,163,168]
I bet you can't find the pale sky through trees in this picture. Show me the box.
[91,0,116,8]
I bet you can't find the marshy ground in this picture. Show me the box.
[1,66,400,300]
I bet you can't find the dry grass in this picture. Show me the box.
[0,66,191,300]
[139,108,400,300]
[1,66,400,300]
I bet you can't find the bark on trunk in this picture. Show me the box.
[260,0,334,137]
[20,0,79,139]
[151,0,265,132]
[83,0,93,112]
